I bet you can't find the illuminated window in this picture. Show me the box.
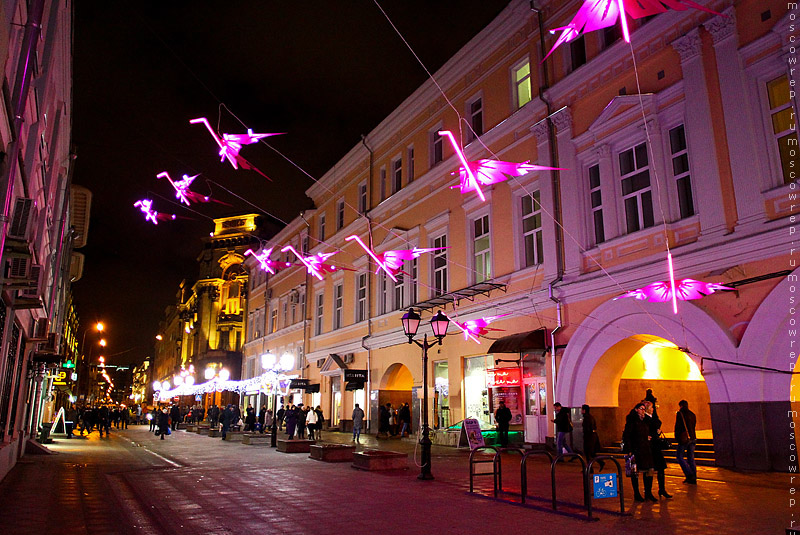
[513,60,532,109]
[522,191,544,265]
[432,234,448,296]
[356,273,367,323]
[473,215,491,283]
[270,308,278,333]
[333,284,343,330]
[619,142,654,233]
[588,165,605,244]
[669,125,695,218]
[767,75,798,185]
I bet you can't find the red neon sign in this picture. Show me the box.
[487,368,521,388]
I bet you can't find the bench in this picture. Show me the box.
[242,433,272,445]
[277,438,316,453]
[309,443,355,462]
[352,450,408,471]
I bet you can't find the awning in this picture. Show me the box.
[488,329,547,354]
[305,384,320,393]
[345,380,365,391]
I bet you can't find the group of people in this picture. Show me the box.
[65,403,135,438]
[278,404,325,440]
[377,402,411,437]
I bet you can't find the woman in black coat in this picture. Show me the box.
[622,403,656,502]
[156,409,170,440]
[645,401,672,498]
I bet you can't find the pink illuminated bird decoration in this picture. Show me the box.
[157,171,231,206]
[281,245,351,281]
[189,117,282,179]
[615,278,733,304]
[345,235,447,282]
[133,199,176,225]
[439,130,562,201]
[452,313,511,343]
[245,247,292,275]
[544,0,719,61]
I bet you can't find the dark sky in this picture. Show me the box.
[71,1,510,366]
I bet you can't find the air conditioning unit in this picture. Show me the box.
[289,291,300,304]
[20,264,42,298]
[33,317,49,339]
[342,353,354,364]
[316,359,324,368]
[7,256,30,279]
[41,332,60,353]
[8,198,33,240]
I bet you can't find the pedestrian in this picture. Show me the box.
[170,404,181,431]
[121,406,130,429]
[581,404,603,470]
[552,402,573,456]
[245,405,256,432]
[284,404,297,439]
[622,402,656,502]
[97,405,110,437]
[157,408,169,440]
[399,403,411,437]
[265,409,273,432]
[258,405,267,433]
[378,404,390,437]
[277,405,285,430]
[148,409,156,432]
[66,404,78,438]
[644,400,671,498]
[494,400,512,447]
[675,400,698,485]
[314,406,324,439]
[296,405,307,439]
[388,403,397,436]
[352,403,365,443]
[306,404,318,440]
[221,404,234,440]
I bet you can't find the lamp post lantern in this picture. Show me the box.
[401,308,450,480]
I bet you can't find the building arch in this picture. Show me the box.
[380,363,414,390]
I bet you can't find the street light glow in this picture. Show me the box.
[96,322,104,332]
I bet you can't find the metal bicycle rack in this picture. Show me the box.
[585,455,625,520]
[550,452,588,511]
[520,449,554,504]
[492,447,526,497]
[469,446,498,493]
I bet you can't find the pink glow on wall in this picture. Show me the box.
[189,117,281,179]
[667,252,678,314]
[452,313,510,343]
[439,130,485,201]
[281,245,341,280]
[134,199,175,225]
[245,247,292,274]
[449,159,563,197]
[615,278,733,304]
[346,235,446,282]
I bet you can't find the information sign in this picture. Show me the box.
[463,418,485,450]
[593,473,618,499]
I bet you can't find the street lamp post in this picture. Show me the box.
[401,308,450,481]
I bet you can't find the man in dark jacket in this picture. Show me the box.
[675,400,698,484]
[221,405,234,440]
[552,402,573,455]
[170,405,181,431]
[494,401,512,447]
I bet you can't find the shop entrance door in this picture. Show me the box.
[523,377,548,444]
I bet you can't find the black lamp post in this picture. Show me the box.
[401,308,450,481]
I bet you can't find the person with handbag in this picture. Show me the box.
[644,401,672,498]
[622,402,656,502]
[675,400,698,484]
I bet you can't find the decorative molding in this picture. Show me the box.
[671,28,702,63]
[703,6,737,45]
[593,144,611,160]
[552,108,573,136]
[531,120,550,144]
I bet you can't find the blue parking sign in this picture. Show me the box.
[593,473,618,499]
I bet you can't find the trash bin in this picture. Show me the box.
[39,422,53,443]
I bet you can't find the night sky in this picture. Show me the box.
[71,1,511,366]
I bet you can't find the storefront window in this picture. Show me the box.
[433,361,449,429]
[331,377,341,426]
[522,351,546,378]
[464,355,491,428]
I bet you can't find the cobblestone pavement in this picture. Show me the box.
[0,424,790,534]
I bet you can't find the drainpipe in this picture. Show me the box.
[360,134,374,430]
[0,0,47,282]
[533,2,565,437]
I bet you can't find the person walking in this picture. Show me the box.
[552,402,573,456]
[581,404,603,470]
[399,403,411,437]
[296,405,307,439]
[378,404,390,437]
[675,400,698,485]
[97,405,110,437]
[277,405,285,430]
[623,402,656,502]
[66,404,78,438]
[157,409,170,440]
[352,403,365,443]
[284,405,297,439]
[258,405,267,433]
[170,404,181,431]
[244,405,256,432]
[644,401,672,498]
[148,408,157,432]
[494,401,512,447]
[314,406,324,439]
[306,404,318,440]
[221,405,234,440]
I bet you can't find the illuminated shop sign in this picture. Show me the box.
[487,368,521,388]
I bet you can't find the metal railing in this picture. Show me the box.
[520,449,554,503]
[492,447,526,497]
[551,452,588,511]
[469,446,498,493]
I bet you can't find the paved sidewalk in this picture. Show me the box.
[0,425,790,534]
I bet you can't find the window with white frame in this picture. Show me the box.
[333,283,343,329]
[467,97,483,142]
[431,130,443,166]
[318,213,326,242]
[407,257,418,305]
[356,273,367,322]
[315,293,324,335]
[291,300,297,324]
[378,271,389,314]
[393,272,404,311]
[432,234,448,296]
[588,165,605,244]
[473,214,491,282]
[358,182,368,213]
[392,157,402,194]
[283,300,289,327]
[668,125,695,219]
[270,307,278,333]
[766,74,798,185]
[619,142,654,233]
[521,191,544,266]
[513,60,532,109]
[302,234,310,255]
[336,199,345,230]
[380,167,387,200]
[407,146,415,183]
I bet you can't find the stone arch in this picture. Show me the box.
[557,298,737,407]
[380,363,413,390]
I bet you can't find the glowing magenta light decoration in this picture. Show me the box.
[452,313,511,343]
[157,171,232,207]
[345,235,446,282]
[615,278,733,304]
[543,0,719,61]
[439,130,562,201]
[244,247,292,275]
[281,245,346,281]
[189,117,282,179]
[133,199,176,225]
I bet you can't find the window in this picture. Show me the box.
[767,75,798,185]
[668,125,695,218]
[394,272,404,311]
[407,147,415,183]
[291,300,297,324]
[521,191,544,265]
[570,35,587,71]
[318,213,326,242]
[378,271,389,314]
[467,97,483,142]
[302,235,310,255]
[432,234,448,296]
[408,257,418,305]
[333,284,343,329]
[336,200,345,230]
[356,273,367,322]
[473,215,491,282]
[619,142,654,233]
[358,182,368,213]
[431,130,443,166]
[315,294,324,335]
[380,167,387,200]
[513,60,532,109]
[392,158,402,194]
[283,300,289,327]
[588,165,605,244]
[602,25,621,49]
[270,308,278,333]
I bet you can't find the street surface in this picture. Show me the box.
[0,425,788,534]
